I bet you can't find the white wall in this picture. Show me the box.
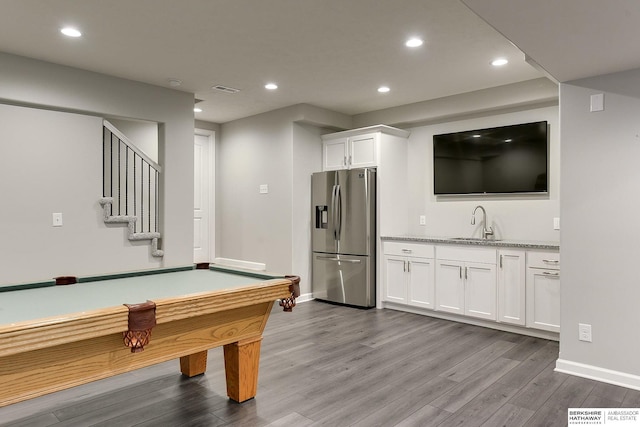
[217,106,343,296]
[353,78,558,129]
[292,123,324,296]
[107,118,159,163]
[558,70,640,382]
[218,108,295,275]
[0,53,194,285]
[404,105,560,241]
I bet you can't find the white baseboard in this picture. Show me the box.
[555,359,640,391]
[213,257,266,271]
[296,293,314,303]
[381,301,559,341]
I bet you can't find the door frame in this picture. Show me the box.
[194,128,215,262]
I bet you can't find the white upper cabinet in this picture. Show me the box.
[348,133,377,168]
[323,133,377,170]
[321,126,409,171]
[323,137,349,170]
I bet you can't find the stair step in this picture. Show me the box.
[99,198,163,257]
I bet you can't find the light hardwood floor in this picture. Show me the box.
[1,301,638,426]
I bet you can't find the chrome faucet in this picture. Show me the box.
[471,205,494,239]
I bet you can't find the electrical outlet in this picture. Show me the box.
[553,217,560,230]
[52,212,63,227]
[259,184,268,194]
[578,323,592,342]
[419,215,426,226]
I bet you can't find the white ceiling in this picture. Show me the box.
[462,0,640,84]
[0,0,549,124]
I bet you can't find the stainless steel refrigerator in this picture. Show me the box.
[311,168,376,308]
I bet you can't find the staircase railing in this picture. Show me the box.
[102,120,161,235]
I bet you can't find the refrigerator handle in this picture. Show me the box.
[336,184,342,240]
[330,184,338,240]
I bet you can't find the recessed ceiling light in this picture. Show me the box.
[473,134,481,138]
[377,86,390,93]
[60,27,82,38]
[491,58,509,67]
[265,83,278,90]
[168,78,182,87]
[194,108,202,113]
[505,139,512,143]
[405,38,423,48]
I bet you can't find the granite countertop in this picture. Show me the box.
[381,235,559,250]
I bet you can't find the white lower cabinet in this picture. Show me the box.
[407,257,436,309]
[434,261,464,315]
[435,246,497,321]
[497,249,526,326]
[383,255,408,304]
[382,242,435,309]
[526,251,561,332]
[381,240,559,336]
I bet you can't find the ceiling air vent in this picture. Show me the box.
[212,85,240,94]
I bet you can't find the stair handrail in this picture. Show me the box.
[103,120,162,173]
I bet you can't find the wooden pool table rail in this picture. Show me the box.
[0,275,298,407]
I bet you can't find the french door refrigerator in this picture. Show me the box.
[311,168,376,308]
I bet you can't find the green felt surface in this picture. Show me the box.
[0,268,280,326]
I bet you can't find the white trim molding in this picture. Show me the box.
[296,293,314,304]
[213,257,266,271]
[555,359,640,391]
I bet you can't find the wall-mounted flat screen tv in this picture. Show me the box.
[433,121,548,195]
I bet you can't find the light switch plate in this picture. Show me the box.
[579,323,592,342]
[553,217,560,230]
[590,93,604,112]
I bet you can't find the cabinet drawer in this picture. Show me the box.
[527,251,560,270]
[383,241,434,258]
[436,245,496,265]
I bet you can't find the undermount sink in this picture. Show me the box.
[450,237,502,242]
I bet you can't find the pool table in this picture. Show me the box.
[0,266,299,407]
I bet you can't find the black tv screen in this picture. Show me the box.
[433,121,548,195]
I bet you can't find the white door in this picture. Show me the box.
[194,130,215,263]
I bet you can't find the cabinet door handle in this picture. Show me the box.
[407,261,411,273]
[403,261,407,272]
[542,259,559,264]
[542,271,560,277]
[401,249,412,254]
[459,266,462,279]
[500,254,503,269]
[465,266,468,280]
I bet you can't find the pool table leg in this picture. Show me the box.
[223,336,263,403]
[180,350,208,377]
